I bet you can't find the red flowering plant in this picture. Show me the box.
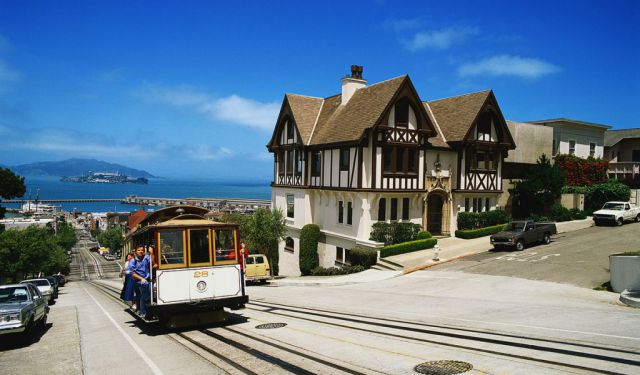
[555,154,608,186]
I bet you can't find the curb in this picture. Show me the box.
[401,252,477,275]
[620,289,640,308]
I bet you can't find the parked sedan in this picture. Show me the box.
[20,279,54,304]
[0,284,49,337]
[45,276,59,299]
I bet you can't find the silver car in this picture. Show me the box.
[0,284,49,336]
[21,279,54,304]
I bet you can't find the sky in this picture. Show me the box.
[0,0,638,180]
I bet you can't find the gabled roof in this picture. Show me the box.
[310,75,407,145]
[285,94,323,144]
[427,90,492,143]
[605,128,640,147]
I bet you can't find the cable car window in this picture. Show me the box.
[189,229,211,265]
[159,230,185,267]
[215,228,236,262]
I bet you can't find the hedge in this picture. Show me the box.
[562,180,631,213]
[349,246,378,268]
[455,223,507,239]
[370,221,422,245]
[417,231,432,239]
[310,265,365,276]
[299,224,320,276]
[555,154,608,186]
[457,209,510,230]
[380,238,438,258]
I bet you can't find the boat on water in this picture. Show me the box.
[19,201,62,215]
[61,171,148,184]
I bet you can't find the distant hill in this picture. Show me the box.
[10,158,155,178]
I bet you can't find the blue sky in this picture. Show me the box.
[0,1,638,180]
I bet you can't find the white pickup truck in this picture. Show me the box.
[593,201,640,226]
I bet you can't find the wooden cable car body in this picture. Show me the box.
[123,206,248,326]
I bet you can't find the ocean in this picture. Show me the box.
[3,176,272,213]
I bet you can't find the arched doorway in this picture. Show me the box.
[427,194,444,235]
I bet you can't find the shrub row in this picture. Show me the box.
[370,222,422,246]
[457,209,510,230]
[310,265,366,276]
[417,231,432,239]
[455,223,507,239]
[562,180,631,213]
[349,246,378,268]
[380,238,438,258]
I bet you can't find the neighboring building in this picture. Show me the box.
[498,121,554,210]
[106,212,129,229]
[267,66,515,275]
[605,128,640,180]
[528,118,610,159]
[0,218,55,230]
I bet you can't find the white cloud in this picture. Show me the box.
[402,26,478,51]
[458,55,561,79]
[186,145,233,160]
[136,84,279,130]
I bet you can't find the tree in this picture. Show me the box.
[0,168,26,219]
[299,224,320,275]
[240,208,286,277]
[55,220,77,252]
[98,226,124,253]
[512,154,565,218]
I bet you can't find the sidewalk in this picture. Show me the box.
[270,218,595,287]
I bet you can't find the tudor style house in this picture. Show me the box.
[267,66,515,276]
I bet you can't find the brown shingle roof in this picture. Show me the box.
[309,76,407,145]
[285,94,323,144]
[422,103,450,148]
[427,90,491,142]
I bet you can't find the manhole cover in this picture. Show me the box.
[414,360,473,375]
[255,323,287,329]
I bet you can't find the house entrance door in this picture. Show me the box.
[427,194,443,235]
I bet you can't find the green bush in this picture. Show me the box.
[455,223,507,239]
[299,224,320,276]
[369,222,422,245]
[530,215,552,222]
[457,209,510,230]
[417,231,432,239]
[550,204,573,222]
[349,246,377,268]
[380,238,438,258]
[569,208,587,220]
[310,265,366,276]
[563,180,631,214]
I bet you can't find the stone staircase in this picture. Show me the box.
[371,258,405,271]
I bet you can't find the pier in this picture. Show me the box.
[122,195,271,213]
[1,199,121,203]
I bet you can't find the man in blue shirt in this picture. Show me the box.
[129,245,154,318]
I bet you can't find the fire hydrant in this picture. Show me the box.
[433,244,440,261]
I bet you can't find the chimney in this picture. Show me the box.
[341,65,366,105]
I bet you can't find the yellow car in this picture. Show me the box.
[245,254,270,283]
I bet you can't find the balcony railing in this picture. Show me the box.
[608,162,640,178]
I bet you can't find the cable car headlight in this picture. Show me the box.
[196,280,207,293]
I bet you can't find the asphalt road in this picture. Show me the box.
[428,221,640,288]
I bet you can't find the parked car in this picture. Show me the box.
[0,283,49,337]
[53,274,66,287]
[103,254,115,261]
[490,220,557,251]
[45,276,59,299]
[20,279,54,304]
[245,254,270,283]
[593,202,640,226]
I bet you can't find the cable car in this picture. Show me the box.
[122,205,248,327]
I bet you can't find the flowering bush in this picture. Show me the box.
[555,154,608,186]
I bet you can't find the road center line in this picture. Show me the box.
[81,285,164,375]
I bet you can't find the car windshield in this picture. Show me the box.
[509,222,526,231]
[24,280,49,287]
[602,203,624,210]
[0,287,30,303]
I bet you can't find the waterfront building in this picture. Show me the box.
[267,66,515,276]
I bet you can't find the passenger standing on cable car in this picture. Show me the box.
[130,246,154,318]
[120,252,136,308]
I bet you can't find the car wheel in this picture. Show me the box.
[516,240,525,251]
[617,218,624,226]
[24,318,35,338]
[543,233,551,245]
[635,214,640,223]
[593,220,600,226]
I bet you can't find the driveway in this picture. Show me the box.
[427,222,640,289]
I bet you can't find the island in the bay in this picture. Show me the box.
[61,171,148,184]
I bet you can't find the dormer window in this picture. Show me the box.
[286,120,294,140]
[394,99,409,128]
[477,113,492,141]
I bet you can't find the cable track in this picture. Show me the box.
[87,281,366,374]
[247,300,640,375]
